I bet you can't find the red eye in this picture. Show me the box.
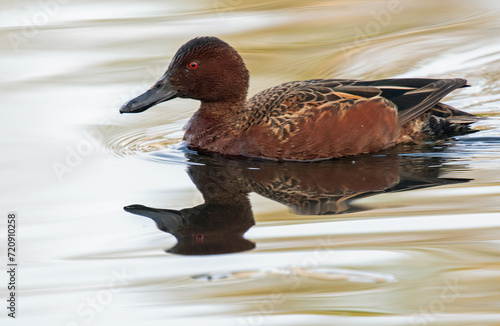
[195,234,204,244]
[188,62,198,69]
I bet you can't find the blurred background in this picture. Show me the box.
[1,0,500,325]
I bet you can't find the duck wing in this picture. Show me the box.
[246,79,381,123]
[345,78,469,125]
[247,78,469,126]
[241,80,400,160]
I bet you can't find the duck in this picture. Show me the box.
[120,36,478,161]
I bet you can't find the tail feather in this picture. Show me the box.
[394,78,468,125]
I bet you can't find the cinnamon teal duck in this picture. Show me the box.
[120,36,478,161]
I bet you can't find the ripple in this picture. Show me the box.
[103,120,186,158]
[192,267,397,284]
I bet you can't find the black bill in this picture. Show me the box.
[120,75,177,113]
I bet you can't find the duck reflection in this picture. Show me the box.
[124,165,255,255]
[124,149,471,255]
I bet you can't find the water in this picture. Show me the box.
[2,0,500,325]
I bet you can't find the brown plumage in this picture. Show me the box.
[121,36,479,161]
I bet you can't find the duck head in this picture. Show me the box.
[120,36,250,113]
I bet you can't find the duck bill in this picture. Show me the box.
[120,76,177,113]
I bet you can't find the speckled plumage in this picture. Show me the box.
[121,36,479,161]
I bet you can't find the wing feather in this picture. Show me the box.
[246,78,469,127]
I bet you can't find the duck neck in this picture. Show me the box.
[184,98,249,146]
[201,98,248,122]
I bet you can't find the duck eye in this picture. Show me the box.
[188,62,198,69]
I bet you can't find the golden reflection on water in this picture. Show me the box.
[1,0,500,325]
